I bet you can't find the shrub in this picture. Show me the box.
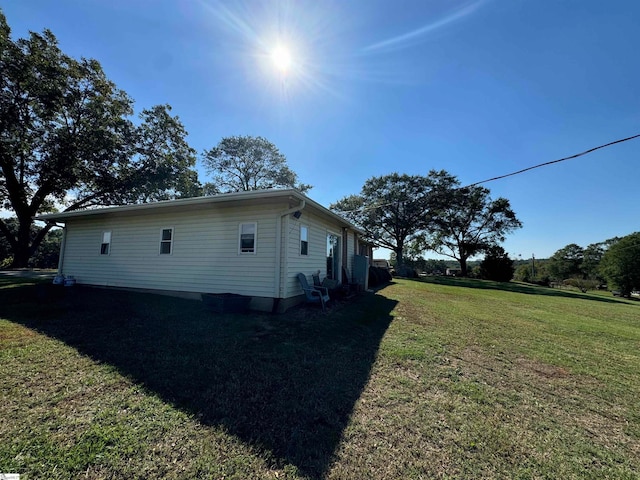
[479,246,515,282]
[564,277,600,293]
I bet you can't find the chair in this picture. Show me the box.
[341,266,358,297]
[297,273,330,311]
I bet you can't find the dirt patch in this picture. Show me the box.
[514,357,571,379]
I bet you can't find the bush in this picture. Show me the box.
[394,265,418,278]
[479,246,514,282]
[368,266,392,287]
[564,277,600,293]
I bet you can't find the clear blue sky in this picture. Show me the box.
[4,0,639,260]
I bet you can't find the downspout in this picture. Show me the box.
[49,222,67,274]
[274,199,306,309]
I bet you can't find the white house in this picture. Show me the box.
[38,189,372,312]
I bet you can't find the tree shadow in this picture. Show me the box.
[2,284,397,479]
[410,275,637,305]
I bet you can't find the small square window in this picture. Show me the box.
[300,226,309,256]
[160,228,173,255]
[239,223,256,254]
[100,231,111,255]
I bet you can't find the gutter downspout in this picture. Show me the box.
[274,199,306,308]
[49,222,67,274]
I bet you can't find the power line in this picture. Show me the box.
[332,133,640,215]
[464,133,640,188]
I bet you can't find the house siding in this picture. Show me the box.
[346,229,356,282]
[44,190,363,312]
[61,204,280,298]
[283,210,353,298]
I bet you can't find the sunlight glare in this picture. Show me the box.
[271,45,292,73]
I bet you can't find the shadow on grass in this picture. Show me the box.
[2,284,396,479]
[409,275,637,305]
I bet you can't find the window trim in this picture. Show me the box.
[100,231,111,255]
[300,225,309,256]
[159,227,174,255]
[238,222,257,255]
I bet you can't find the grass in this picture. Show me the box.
[1,276,639,479]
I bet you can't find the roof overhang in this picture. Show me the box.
[36,189,363,234]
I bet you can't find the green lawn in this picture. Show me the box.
[1,276,638,479]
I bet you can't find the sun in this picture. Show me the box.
[271,45,292,73]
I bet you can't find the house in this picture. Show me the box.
[38,189,373,312]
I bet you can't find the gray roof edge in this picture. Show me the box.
[36,189,363,233]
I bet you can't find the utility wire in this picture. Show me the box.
[464,133,640,188]
[332,133,640,214]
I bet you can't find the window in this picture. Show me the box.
[160,228,173,255]
[239,222,257,254]
[100,231,111,255]
[300,225,309,256]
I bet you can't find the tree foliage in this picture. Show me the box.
[0,12,200,267]
[479,245,515,282]
[582,242,606,280]
[422,184,522,276]
[547,244,584,281]
[599,232,640,297]
[330,171,457,270]
[202,136,310,194]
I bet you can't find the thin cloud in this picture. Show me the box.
[363,0,486,53]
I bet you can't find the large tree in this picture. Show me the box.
[0,12,200,267]
[547,243,584,281]
[330,171,457,270]
[421,184,522,276]
[599,232,640,297]
[0,217,61,268]
[202,135,311,193]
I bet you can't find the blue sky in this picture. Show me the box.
[4,0,639,260]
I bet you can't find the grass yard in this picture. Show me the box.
[1,276,639,479]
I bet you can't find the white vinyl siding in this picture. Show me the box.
[283,211,349,297]
[61,204,279,298]
[346,229,356,282]
[58,199,358,302]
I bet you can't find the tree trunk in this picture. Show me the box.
[10,246,30,268]
[459,257,469,277]
[8,216,51,268]
[394,247,404,270]
[9,219,32,268]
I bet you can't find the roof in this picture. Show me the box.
[36,189,363,233]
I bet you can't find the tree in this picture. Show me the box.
[421,184,522,277]
[393,241,449,275]
[422,258,449,275]
[514,263,532,282]
[202,135,311,193]
[330,171,457,271]
[479,245,515,282]
[0,217,61,268]
[581,242,605,280]
[599,232,640,297]
[0,13,200,267]
[547,244,584,281]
